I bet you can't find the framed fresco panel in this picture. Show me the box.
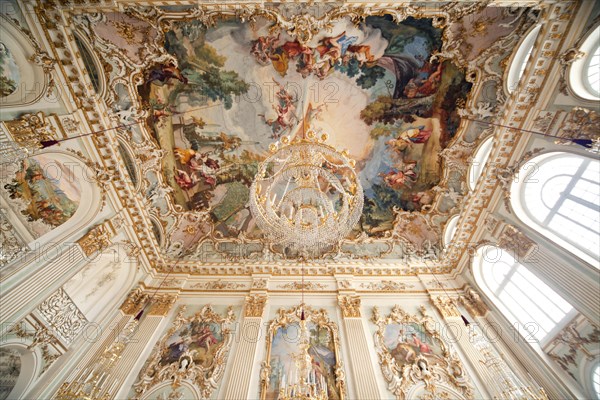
[371,305,473,400]
[133,305,236,399]
[261,305,346,400]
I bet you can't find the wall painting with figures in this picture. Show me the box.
[2,155,81,238]
[137,14,471,240]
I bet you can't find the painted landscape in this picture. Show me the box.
[3,156,80,235]
[138,15,471,238]
[0,42,19,98]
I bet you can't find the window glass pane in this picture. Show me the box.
[540,175,573,210]
[503,282,555,332]
[518,154,600,261]
[572,178,600,205]
[593,363,600,399]
[513,269,569,321]
[549,214,599,257]
[516,267,573,314]
[476,246,575,343]
[586,45,600,97]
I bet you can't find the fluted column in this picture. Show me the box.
[223,293,267,400]
[337,294,381,399]
[1,220,116,325]
[0,243,85,325]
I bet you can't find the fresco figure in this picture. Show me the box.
[0,42,19,97]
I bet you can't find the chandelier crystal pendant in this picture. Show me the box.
[249,127,363,256]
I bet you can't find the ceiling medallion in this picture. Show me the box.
[249,116,363,257]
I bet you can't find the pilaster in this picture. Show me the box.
[223,293,268,400]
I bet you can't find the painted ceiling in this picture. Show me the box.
[57,2,538,267]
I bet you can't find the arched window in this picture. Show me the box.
[593,362,600,400]
[468,135,494,191]
[511,152,600,267]
[474,246,574,344]
[443,214,460,247]
[506,25,541,93]
[569,25,600,101]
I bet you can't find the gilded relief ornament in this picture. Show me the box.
[77,221,115,257]
[244,294,268,318]
[497,224,536,260]
[133,305,236,399]
[338,295,361,318]
[3,112,57,149]
[37,288,88,345]
[431,296,460,318]
[458,287,488,318]
[278,282,327,291]
[371,305,473,400]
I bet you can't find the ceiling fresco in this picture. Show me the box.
[64,3,538,266]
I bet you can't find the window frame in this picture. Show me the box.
[568,24,600,101]
[473,245,576,348]
[510,151,600,268]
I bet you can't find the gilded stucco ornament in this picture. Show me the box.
[338,295,362,318]
[3,112,58,149]
[458,287,488,318]
[10,318,62,374]
[77,220,115,257]
[244,294,268,318]
[371,305,473,400]
[133,305,236,399]
[37,288,88,346]
[431,296,461,318]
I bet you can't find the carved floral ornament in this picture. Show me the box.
[371,305,473,400]
[120,287,178,317]
[260,304,347,400]
[133,305,236,399]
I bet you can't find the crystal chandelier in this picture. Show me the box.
[249,126,363,256]
[279,317,328,400]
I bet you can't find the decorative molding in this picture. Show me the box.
[261,304,346,400]
[133,305,236,399]
[37,288,88,345]
[244,294,267,318]
[338,295,362,318]
[277,282,327,291]
[371,305,473,400]
[10,318,62,374]
[0,207,28,268]
[497,224,536,260]
[3,112,58,149]
[546,317,600,378]
[458,287,488,317]
[120,287,148,316]
[554,107,600,146]
[251,278,268,290]
[77,220,115,257]
[189,280,246,290]
[359,281,415,292]
[148,294,178,316]
[431,296,461,318]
